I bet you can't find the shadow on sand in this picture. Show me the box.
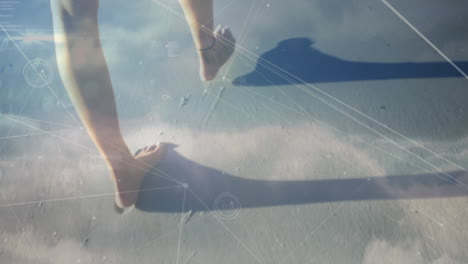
[137,144,468,213]
[232,38,468,86]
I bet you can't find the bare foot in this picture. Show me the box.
[198,24,236,81]
[113,143,166,213]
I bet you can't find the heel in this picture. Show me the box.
[114,202,135,215]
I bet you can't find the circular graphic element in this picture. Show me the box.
[214,192,241,220]
[23,59,54,88]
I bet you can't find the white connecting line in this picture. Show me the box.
[381,0,468,80]
[0,23,81,127]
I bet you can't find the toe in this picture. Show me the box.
[148,144,157,152]
[134,148,143,156]
[214,24,222,34]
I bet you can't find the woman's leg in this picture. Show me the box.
[50,0,165,210]
[178,0,235,81]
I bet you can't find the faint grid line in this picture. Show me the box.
[214,0,236,19]
[281,86,468,189]
[233,52,432,175]
[405,205,468,236]
[205,6,468,182]
[237,85,429,172]
[0,23,81,127]
[239,221,262,259]
[0,127,78,140]
[409,206,444,227]
[0,80,36,153]
[176,187,187,264]
[2,7,460,262]
[1,114,186,190]
[5,0,465,204]
[381,0,468,79]
[7,206,31,250]
[0,113,185,186]
[151,0,235,56]
[200,72,437,185]
[220,0,259,77]
[226,39,468,190]
[188,188,264,264]
[2,113,76,128]
[0,185,181,208]
[221,54,450,184]
[133,211,206,253]
[150,0,467,188]
[279,180,371,264]
[298,84,468,190]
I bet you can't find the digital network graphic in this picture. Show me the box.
[1,0,468,263]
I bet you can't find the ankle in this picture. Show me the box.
[198,34,215,51]
[106,153,134,172]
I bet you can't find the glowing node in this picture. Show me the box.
[214,192,241,220]
[22,58,54,88]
